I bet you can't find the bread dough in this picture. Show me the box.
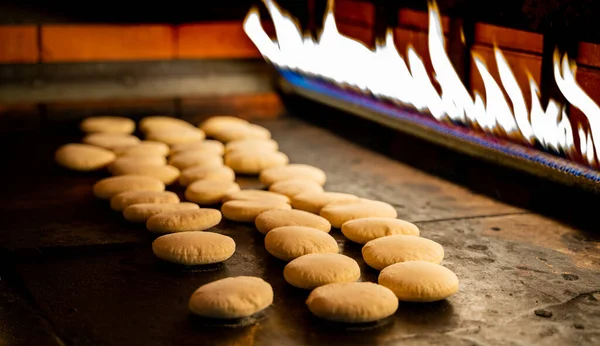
[212,123,271,143]
[259,164,326,186]
[291,192,359,214]
[341,218,420,244]
[169,152,224,170]
[179,165,236,186]
[111,155,167,168]
[110,163,180,185]
[93,175,165,199]
[306,282,398,323]
[378,261,459,302]
[80,116,135,134]
[146,208,222,233]
[221,200,291,223]
[283,253,360,289]
[268,179,324,198]
[185,180,240,205]
[188,276,273,319]
[145,128,206,145]
[264,226,339,261]
[110,190,180,211]
[123,202,199,223]
[362,235,444,270]
[320,199,397,228]
[199,116,249,138]
[221,190,290,204]
[55,143,116,171]
[255,209,331,235]
[82,133,140,151]
[171,140,225,156]
[152,231,235,266]
[224,150,289,175]
[114,141,170,157]
[139,116,196,133]
[224,138,279,154]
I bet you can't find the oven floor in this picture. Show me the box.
[1,115,599,346]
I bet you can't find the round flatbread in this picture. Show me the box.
[139,116,196,133]
[284,253,360,289]
[123,202,200,223]
[259,164,326,186]
[291,192,359,214]
[82,133,140,151]
[268,179,324,198]
[110,163,180,185]
[152,231,235,265]
[110,190,179,212]
[255,209,331,234]
[179,165,236,186]
[221,199,291,223]
[378,261,459,302]
[146,208,222,234]
[320,199,397,228]
[224,150,288,175]
[221,190,290,204]
[362,235,444,270]
[225,138,279,154]
[264,226,339,261]
[55,143,116,171]
[171,140,225,156]
[80,116,135,134]
[185,180,240,205]
[306,282,398,323]
[341,218,420,244]
[114,141,170,157]
[188,276,273,319]
[93,175,165,199]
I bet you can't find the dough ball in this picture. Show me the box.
[110,163,180,185]
[320,199,397,228]
[179,165,236,186]
[93,175,165,199]
[55,143,116,171]
[123,202,199,223]
[255,209,331,235]
[80,116,135,134]
[145,128,206,145]
[110,190,180,212]
[152,231,235,266]
[82,133,140,151]
[221,200,291,223]
[378,261,459,302]
[341,218,420,244]
[291,192,359,214]
[185,180,240,205]
[306,282,398,323]
[362,235,444,270]
[225,150,289,175]
[264,226,338,261]
[260,164,326,186]
[139,116,195,133]
[284,253,360,289]
[199,116,249,138]
[212,123,271,143]
[224,138,279,154]
[188,276,273,319]
[169,152,224,171]
[146,208,222,234]
[221,190,290,204]
[171,140,225,156]
[110,156,167,168]
[268,179,324,198]
[114,141,170,157]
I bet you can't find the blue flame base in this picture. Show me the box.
[279,69,600,189]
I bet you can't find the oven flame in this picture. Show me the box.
[244,0,600,168]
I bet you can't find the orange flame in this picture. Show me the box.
[244,0,600,168]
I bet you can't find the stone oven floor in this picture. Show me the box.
[1,114,599,346]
